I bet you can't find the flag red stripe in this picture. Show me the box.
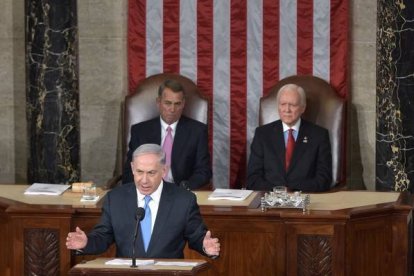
[297,0,314,75]
[197,1,214,155]
[127,1,349,188]
[330,0,349,99]
[163,0,180,73]
[263,0,280,95]
[127,0,146,93]
[230,0,247,188]
[330,0,349,184]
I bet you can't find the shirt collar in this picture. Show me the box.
[282,118,301,133]
[160,117,179,132]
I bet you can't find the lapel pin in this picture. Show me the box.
[303,136,308,143]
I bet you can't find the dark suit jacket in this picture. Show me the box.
[122,116,212,189]
[247,119,332,192]
[83,182,207,258]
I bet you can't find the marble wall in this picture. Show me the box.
[0,0,378,190]
[26,0,80,184]
[376,0,414,191]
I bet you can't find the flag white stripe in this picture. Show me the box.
[279,0,297,78]
[313,0,330,80]
[212,0,231,188]
[146,0,163,76]
[135,1,341,187]
[180,0,197,80]
[246,0,263,162]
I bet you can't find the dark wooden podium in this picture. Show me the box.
[1,185,413,276]
[68,258,210,276]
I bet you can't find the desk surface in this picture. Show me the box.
[69,258,210,276]
[0,184,401,211]
[73,257,207,271]
[0,184,106,207]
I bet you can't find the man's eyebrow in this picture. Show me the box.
[135,169,157,173]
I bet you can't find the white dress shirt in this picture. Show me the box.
[136,181,163,232]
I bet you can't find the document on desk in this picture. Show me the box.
[208,188,253,201]
[24,183,70,196]
[105,259,155,266]
[155,261,199,267]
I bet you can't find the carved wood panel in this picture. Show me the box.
[297,235,332,276]
[24,228,60,276]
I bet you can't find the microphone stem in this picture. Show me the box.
[131,219,140,268]
[131,240,137,267]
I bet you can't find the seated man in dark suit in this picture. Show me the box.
[66,144,220,259]
[122,79,212,190]
[247,84,332,192]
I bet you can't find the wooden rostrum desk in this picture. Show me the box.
[68,258,211,275]
[0,184,412,276]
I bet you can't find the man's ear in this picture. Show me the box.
[162,165,169,178]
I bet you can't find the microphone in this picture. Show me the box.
[131,207,145,268]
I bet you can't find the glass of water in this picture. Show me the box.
[82,184,97,200]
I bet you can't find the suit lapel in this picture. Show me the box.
[146,184,173,254]
[123,184,147,256]
[150,118,162,144]
[171,117,187,156]
[273,122,286,172]
[170,117,188,173]
[288,120,309,172]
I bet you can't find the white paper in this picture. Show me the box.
[105,258,155,266]
[24,183,70,196]
[208,188,253,201]
[155,261,199,267]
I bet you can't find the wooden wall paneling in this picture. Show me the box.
[185,214,286,276]
[285,222,345,276]
[0,204,11,276]
[391,211,412,276]
[1,191,413,276]
[346,215,393,276]
[10,213,72,276]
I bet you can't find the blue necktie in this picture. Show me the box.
[140,195,152,251]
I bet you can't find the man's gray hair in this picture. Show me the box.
[158,79,186,98]
[276,84,306,107]
[132,143,166,165]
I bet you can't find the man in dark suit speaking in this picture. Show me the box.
[247,84,332,192]
[66,144,220,259]
[122,79,211,190]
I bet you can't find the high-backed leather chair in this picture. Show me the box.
[107,73,208,189]
[259,75,345,187]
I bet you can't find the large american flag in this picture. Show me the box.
[127,0,349,188]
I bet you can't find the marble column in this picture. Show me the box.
[376,0,414,191]
[26,0,79,184]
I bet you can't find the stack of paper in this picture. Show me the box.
[208,188,253,201]
[24,183,70,196]
[105,259,155,266]
[155,261,199,267]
